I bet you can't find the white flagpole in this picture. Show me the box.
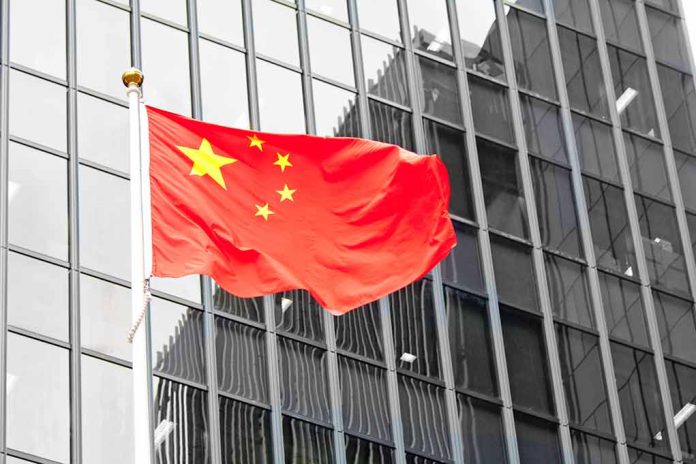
[123,68,155,464]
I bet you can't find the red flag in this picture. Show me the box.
[147,106,456,313]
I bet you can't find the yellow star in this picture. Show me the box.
[247,134,265,151]
[254,203,275,221]
[274,153,293,172]
[177,138,237,190]
[276,184,296,202]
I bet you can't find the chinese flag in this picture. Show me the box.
[147,106,455,314]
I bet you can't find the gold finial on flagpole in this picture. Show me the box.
[122,68,144,88]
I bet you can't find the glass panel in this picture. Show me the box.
[7,334,69,463]
[141,0,187,24]
[306,0,347,21]
[76,0,130,97]
[675,150,696,211]
[458,395,507,463]
[627,448,673,464]
[552,0,593,34]
[312,79,360,137]
[282,416,335,463]
[339,357,392,442]
[368,99,414,151]
[571,430,617,464]
[257,60,306,133]
[9,143,68,260]
[469,76,514,144]
[491,236,538,311]
[647,7,690,70]
[198,0,244,45]
[253,0,299,65]
[441,223,484,294]
[689,213,696,265]
[219,397,273,463]
[361,36,409,106]
[599,271,650,347]
[278,337,331,423]
[598,0,642,52]
[545,254,594,328]
[10,70,67,152]
[417,56,461,124]
[10,0,65,78]
[455,0,506,80]
[658,65,696,155]
[478,138,528,238]
[520,95,567,163]
[506,9,557,99]
[334,302,383,361]
[446,287,497,396]
[530,158,583,257]
[423,119,473,220]
[624,133,671,201]
[150,275,202,304]
[8,252,68,341]
[357,0,401,42]
[275,290,325,343]
[653,290,696,364]
[307,17,354,86]
[665,360,696,462]
[151,300,206,385]
[79,166,129,279]
[216,317,268,403]
[556,325,612,433]
[81,356,133,464]
[572,113,619,182]
[345,436,395,463]
[80,274,131,360]
[390,279,440,379]
[141,18,191,115]
[213,288,264,323]
[407,0,453,61]
[77,93,129,173]
[199,39,249,128]
[501,307,554,414]
[507,0,545,15]
[515,413,562,464]
[635,195,689,296]
[558,26,608,118]
[153,377,210,462]
[583,176,637,276]
[399,375,452,460]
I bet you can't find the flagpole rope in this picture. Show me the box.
[128,278,152,344]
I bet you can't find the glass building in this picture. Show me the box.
[2,0,696,463]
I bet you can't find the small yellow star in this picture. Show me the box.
[274,153,293,172]
[254,203,274,221]
[247,134,265,151]
[276,184,296,202]
[177,138,237,189]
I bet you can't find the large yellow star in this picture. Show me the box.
[274,153,293,172]
[276,184,296,202]
[177,138,237,190]
[247,134,265,151]
[255,203,274,221]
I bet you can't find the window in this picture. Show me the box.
[357,0,401,42]
[252,0,299,66]
[458,395,507,463]
[571,430,617,464]
[313,80,360,137]
[368,99,414,151]
[441,223,484,294]
[417,56,461,124]
[345,436,395,463]
[598,0,642,52]
[282,416,334,463]
[658,65,696,156]
[80,275,131,361]
[335,301,383,361]
[275,290,325,343]
[623,133,671,201]
[455,0,506,80]
[216,318,268,403]
[10,0,65,78]
[197,0,244,46]
[515,413,562,464]
[77,93,129,173]
[361,36,409,106]
[407,0,453,61]
[653,290,696,364]
[491,236,538,312]
[213,290,264,323]
[552,0,593,34]
[647,7,690,70]
[520,96,567,163]
[572,113,619,182]
[307,17,354,86]
[256,60,306,134]
[507,0,545,16]
[665,360,696,461]
[219,398,273,463]
[599,271,650,348]
[199,39,249,128]
[545,254,594,328]
[141,0,187,24]
[469,76,514,144]
[675,150,696,211]
[306,0,348,22]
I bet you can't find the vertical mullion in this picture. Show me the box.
[494,3,575,463]
[130,0,142,69]
[586,0,682,461]
[241,0,260,129]
[0,0,9,453]
[263,294,285,463]
[296,0,315,135]
[540,1,631,463]
[346,0,370,138]
[185,0,222,462]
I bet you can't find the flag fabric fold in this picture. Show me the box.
[147,105,456,314]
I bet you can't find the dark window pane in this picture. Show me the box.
[658,65,696,155]
[647,7,690,70]
[441,223,484,294]
[407,0,453,61]
[469,76,514,144]
[583,177,637,276]
[572,113,620,182]
[558,26,608,118]
[335,302,383,361]
[390,279,440,379]
[277,337,331,423]
[491,236,538,312]
[362,36,409,106]
[424,119,474,220]
[571,429,617,464]
[556,325,612,433]
[275,290,325,343]
[345,436,395,463]
[665,360,696,462]
[405,455,443,464]
[653,290,696,364]
[635,195,689,296]
[219,398,273,463]
[283,416,335,464]
[154,378,210,462]
[627,447,673,464]
[520,95,567,163]
[478,138,529,238]
[216,318,268,403]
[417,57,461,124]
[455,0,506,80]
[552,0,593,34]
[339,357,391,442]
[611,343,668,451]
[399,376,451,460]
[624,133,671,201]
[368,99,414,151]
[213,289,264,324]
[689,213,696,263]
[545,254,594,328]
[501,307,554,414]
[515,413,562,464]
[675,150,696,211]
[598,0,642,52]
[458,395,507,464]
[599,271,650,348]
[530,158,583,257]
[507,9,557,99]
[446,287,497,396]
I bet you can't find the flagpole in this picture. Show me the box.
[123,68,155,464]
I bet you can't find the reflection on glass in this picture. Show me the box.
[368,99,414,150]
[545,254,593,328]
[199,39,249,128]
[665,360,696,462]
[256,60,306,133]
[307,16,354,86]
[357,0,401,42]
[624,133,671,200]
[306,0,348,21]
[598,0,642,52]
[275,289,325,342]
[213,287,264,323]
[658,65,696,155]
[571,429,617,464]
[456,0,505,80]
[10,0,65,78]
[141,0,188,24]
[627,448,672,464]
[441,224,484,293]
[407,0,453,61]
[647,7,690,70]
[469,76,514,144]
[520,96,567,163]
[9,143,68,260]
[515,413,563,464]
[572,113,619,182]
[345,436,395,463]
[78,93,129,173]
[335,301,383,361]
[552,0,593,34]
[282,415,335,463]
[252,0,299,66]
[653,290,696,364]
[361,35,410,106]
[458,395,506,464]
[312,79,360,137]
[150,275,202,304]
[219,398,273,462]
[675,150,696,211]
[417,56,461,124]
[198,0,244,45]
[599,271,649,348]
[506,0,545,15]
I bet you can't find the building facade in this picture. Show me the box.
[1,0,696,463]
